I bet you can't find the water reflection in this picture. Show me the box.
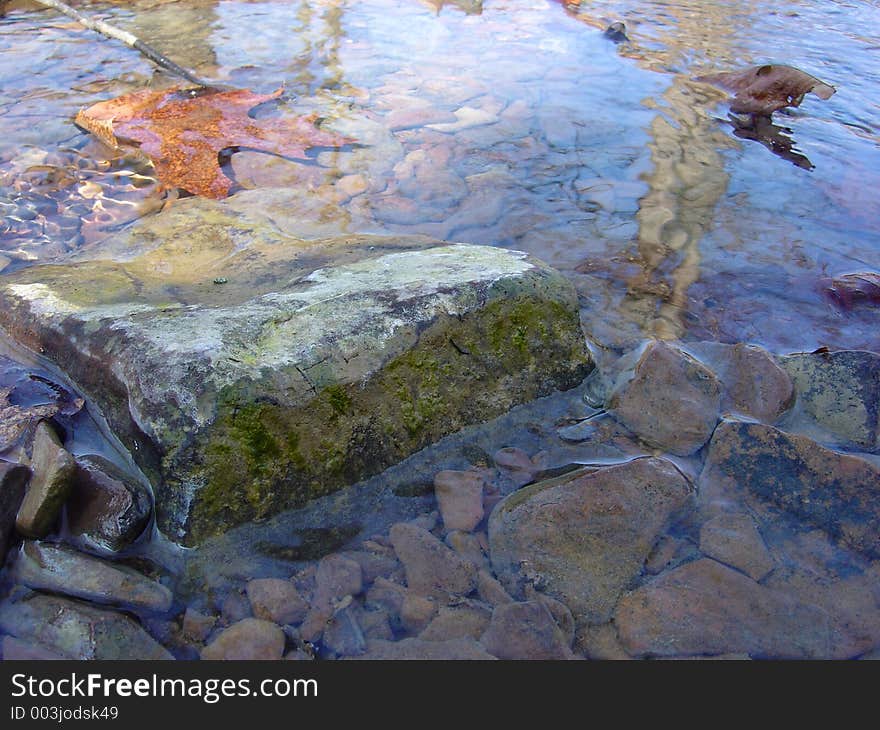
[559,0,879,348]
[563,1,743,340]
[727,113,814,170]
[122,0,221,79]
[0,0,878,351]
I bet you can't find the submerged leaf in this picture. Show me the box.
[696,64,836,116]
[75,86,353,199]
[820,273,880,311]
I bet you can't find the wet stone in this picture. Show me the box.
[557,419,599,443]
[0,592,173,660]
[182,607,216,643]
[221,591,252,624]
[66,454,152,554]
[701,419,880,560]
[322,605,366,657]
[386,106,459,132]
[726,344,796,423]
[0,359,84,455]
[526,588,576,648]
[2,634,68,660]
[358,607,394,641]
[365,576,407,620]
[644,535,697,575]
[575,623,631,660]
[314,554,363,605]
[335,173,369,199]
[299,605,333,644]
[687,342,794,424]
[285,649,314,661]
[476,569,514,606]
[201,618,285,660]
[13,540,173,614]
[389,522,478,598]
[362,539,395,557]
[0,195,591,545]
[493,447,541,488]
[419,604,492,642]
[434,470,485,532]
[299,555,362,642]
[409,510,439,532]
[781,350,879,452]
[699,512,775,581]
[15,421,76,538]
[426,105,498,133]
[400,593,437,635]
[0,394,47,459]
[338,549,399,584]
[0,461,29,564]
[480,601,575,660]
[761,528,880,652]
[445,530,489,571]
[246,578,309,626]
[489,458,693,624]
[615,558,866,659]
[608,341,721,455]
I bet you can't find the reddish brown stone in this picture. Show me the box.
[434,470,485,532]
[608,341,721,455]
[201,618,285,660]
[352,637,496,660]
[616,558,865,659]
[389,522,477,598]
[699,512,775,581]
[489,458,693,624]
[66,454,152,553]
[246,578,309,625]
[480,601,575,660]
[702,420,880,559]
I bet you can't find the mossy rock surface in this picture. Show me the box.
[0,196,592,545]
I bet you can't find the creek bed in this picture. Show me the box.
[0,0,878,660]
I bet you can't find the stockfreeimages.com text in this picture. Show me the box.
[11,673,317,704]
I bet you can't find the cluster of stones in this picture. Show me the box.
[0,390,166,659]
[1,338,878,659]
[171,340,878,661]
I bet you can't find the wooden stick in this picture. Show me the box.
[33,0,208,86]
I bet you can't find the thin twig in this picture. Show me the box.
[33,0,208,86]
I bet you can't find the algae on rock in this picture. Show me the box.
[0,196,592,545]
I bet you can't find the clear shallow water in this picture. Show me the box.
[1,0,878,354]
[0,2,878,653]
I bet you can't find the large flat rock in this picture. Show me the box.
[489,457,693,624]
[0,197,591,544]
[616,558,866,659]
[701,419,880,559]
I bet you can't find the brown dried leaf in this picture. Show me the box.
[696,64,835,115]
[75,86,353,199]
[820,273,880,310]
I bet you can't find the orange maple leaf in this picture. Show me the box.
[75,86,353,199]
